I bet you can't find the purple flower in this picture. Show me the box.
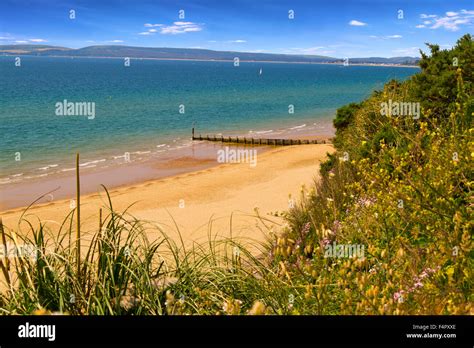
[393,291,404,303]
[356,196,376,208]
[301,222,311,235]
[321,238,331,247]
[332,220,342,234]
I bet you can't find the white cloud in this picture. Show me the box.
[107,40,124,43]
[182,27,202,32]
[349,20,367,26]
[139,21,203,36]
[160,21,203,34]
[174,21,194,26]
[15,40,28,43]
[431,16,471,31]
[29,38,47,42]
[392,47,420,56]
[205,39,245,44]
[302,46,325,52]
[283,46,334,55]
[418,9,474,31]
[369,34,402,40]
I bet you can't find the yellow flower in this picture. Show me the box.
[248,301,266,315]
[396,248,405,258]
[32,308,50,315]
[223,299,242,315]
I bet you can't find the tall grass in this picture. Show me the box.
[0,179,291,315]
[75,153,81,284]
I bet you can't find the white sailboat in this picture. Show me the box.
[259,67,263,75]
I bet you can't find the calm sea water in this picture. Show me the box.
[0,56,417,184]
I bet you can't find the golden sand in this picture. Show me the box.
[1,144,334,247]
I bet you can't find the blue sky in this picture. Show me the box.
[0,0,473,57]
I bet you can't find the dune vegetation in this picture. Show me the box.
[0,34,472,315]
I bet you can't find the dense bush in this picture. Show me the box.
[277,34,473,314]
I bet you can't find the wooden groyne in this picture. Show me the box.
[191,128,326,145]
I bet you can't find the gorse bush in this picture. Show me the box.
[278,34,473,314]
[0,35,472,315]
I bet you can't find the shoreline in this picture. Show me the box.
[0,54,421,68]
[0,120,334,211]
[0,144,335,245]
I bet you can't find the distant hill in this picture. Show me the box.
[348,56,420,65]
[0,44,420,66]
[0,44,72,54]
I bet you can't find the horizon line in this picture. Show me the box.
[0,43,422,60]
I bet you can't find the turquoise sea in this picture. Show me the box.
[0,56,417,185]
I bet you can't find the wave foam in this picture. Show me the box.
[289,124,307,130]
[80,159,106,167]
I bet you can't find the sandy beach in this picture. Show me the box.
[0,144,334,247]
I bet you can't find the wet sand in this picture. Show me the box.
[0,144,335,247]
